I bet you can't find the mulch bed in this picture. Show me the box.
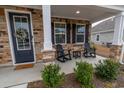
[27,67,124,88]
[27,73,81,88]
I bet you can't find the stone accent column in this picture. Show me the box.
[42,5,56,63]
[110,13,124,62]
[42,50,56,63]
[110,45,122,61]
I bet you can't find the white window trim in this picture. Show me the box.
[96,33,100,42]
[5,9,36,66]
[54,22,67,45]
[75,23,86,44]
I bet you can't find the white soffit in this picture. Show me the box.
[51,5,121,23]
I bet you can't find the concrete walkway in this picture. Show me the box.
[0,63,43,88]
[0,55,106,88]
[57,55,106,74]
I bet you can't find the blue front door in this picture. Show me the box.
[9,12,35,64]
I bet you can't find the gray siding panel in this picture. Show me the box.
[91,31,114,45]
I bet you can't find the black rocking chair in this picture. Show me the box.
[83,43,96,58]
[56,44,72,62]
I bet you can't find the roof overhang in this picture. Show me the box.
[51,5,122,23]
[15,5,124,23]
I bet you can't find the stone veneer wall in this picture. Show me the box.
[51,17,91,50]
[52,17,90,24]
[109,45,122,61]
[0,6,43,64]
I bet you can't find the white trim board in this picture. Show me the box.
[5,9,36,66]
[91,29,114,34]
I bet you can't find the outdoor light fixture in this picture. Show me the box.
[76,10,80,14]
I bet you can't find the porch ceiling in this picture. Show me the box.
[15,5,123,23]
[51,5,121,23]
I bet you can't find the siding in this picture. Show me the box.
[91,31,114,45]
[91,17,115,45]
[92,18,115,33]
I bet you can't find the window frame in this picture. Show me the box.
[54,22,67,45]
[13,15,31,51]
[96,33,100,42]
[75,23,86,44]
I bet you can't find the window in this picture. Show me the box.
[76,24,85,43]
[54,22,66,44]
[13,16,31,50]
[96,34,100,42]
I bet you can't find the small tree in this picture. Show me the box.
[41,64,65,88]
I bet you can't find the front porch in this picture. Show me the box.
[0,5,124,66]
[0,55,105,88]
[0,5,124,88]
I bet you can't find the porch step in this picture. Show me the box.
[15,64,34,70]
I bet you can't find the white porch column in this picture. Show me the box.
[111,12,124,63]
[113,12,124,45]
[42,5,52,51]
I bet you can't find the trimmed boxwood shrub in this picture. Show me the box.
[74,61,94,88]
[41,64,65,88]
[95,59,120,81]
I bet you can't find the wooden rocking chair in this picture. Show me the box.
[56,44,72,62]
[83,43,96,58]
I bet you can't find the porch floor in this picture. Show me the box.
[0,55,106,88]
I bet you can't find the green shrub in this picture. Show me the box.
[95,59,120,81]
[74,61,94,88]
[41,64,65,88]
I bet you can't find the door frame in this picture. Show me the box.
[5,9,36,65]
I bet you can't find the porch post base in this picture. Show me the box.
[41,49,56,63]
[109,45,122,62]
